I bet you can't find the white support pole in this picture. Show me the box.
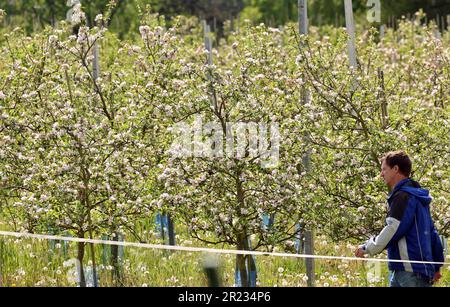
[202,20,217,111]
[298,0,314,287]
[237,13,240,34]
[92,7,101,83]
[377,68,388,127]
[379,24,385,39]
[277,25,284,46]
[304,230,315,287]
[344,0,357,69]
[440,236,448,256]
[93,42,100,81]
[298,0,308,36]
[441,15,445,33]
[298,0,310,105]
[434,14,442,39]
[230,13,234,32]
[437,14,441,32]
[202,20,213,66]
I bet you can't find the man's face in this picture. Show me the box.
[380,160,397,187]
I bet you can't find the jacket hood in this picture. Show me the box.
[399,186,432,207]
[388,178,432,207]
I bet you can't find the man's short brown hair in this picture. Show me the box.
[381,151,412,177]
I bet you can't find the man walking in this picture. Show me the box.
[355,151,444,287]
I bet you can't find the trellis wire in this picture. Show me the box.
[0,231,448,266]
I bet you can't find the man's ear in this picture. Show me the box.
[393,165,399,173]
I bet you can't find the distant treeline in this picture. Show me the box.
[1,0,449,37]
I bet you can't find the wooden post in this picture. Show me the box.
[344,0,357,69]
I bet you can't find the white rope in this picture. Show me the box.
[0,230,448,266]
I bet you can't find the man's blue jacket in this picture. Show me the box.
[362,178,444,279]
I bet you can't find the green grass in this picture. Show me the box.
[0,233,448,287]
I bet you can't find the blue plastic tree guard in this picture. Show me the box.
[262,213,275,230]
[47,226,58,251]
[62,232,71,258]
[102,234,124,265]
[441,236,448,255]
[84,265,100,287]
[294,223,303,254]
[235,237,257,287]
[155,213,176,245]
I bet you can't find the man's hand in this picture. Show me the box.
[355,247,365,258]
[433,271,442,284]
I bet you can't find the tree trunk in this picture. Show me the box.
[77,240,86,287]
[167,215,175,246]
[234,168,257,287]
[111,234,123,286]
